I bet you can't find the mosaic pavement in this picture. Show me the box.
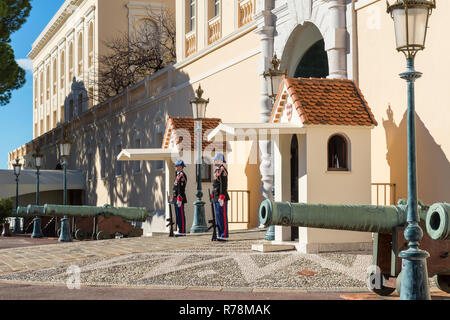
[0,230,382,292]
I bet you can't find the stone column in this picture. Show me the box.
[325,0,347,79]
[255,1,275,204]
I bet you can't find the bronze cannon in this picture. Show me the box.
[15,204,152,240]
[259,199,450,296]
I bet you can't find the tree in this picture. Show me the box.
[0,0,31,106]
[0,41,25,105]
[0,198,13,226]
[0,0,31,41]
[93,8,176,102]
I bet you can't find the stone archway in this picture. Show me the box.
[275,0,347,80]
[294,39,329,78]
[281,22,324,77]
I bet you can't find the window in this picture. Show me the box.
[328,134,349,171]
[53,110,57,128]
[46,66,50,100]
[88,22,94,68]
[69,42,74,81]
[88,87,94,108]
[189,0,196,32]
[100,149,106,179]
[77,33,83,76]
[46,115,50,132]
[39,72,43,104]
[60,51,65,89]
[213,0,220,17]
[115,144,123,177]
[52,58,57,94]
[61,105,65,122]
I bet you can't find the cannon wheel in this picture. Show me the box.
[368,271,396,296]
[75,229,87,241]
[128,228,141,238]
[396,272,402,295]
[434,274,450,294]
[96,230,110,240]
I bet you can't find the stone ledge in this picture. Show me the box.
[251,243,296,252]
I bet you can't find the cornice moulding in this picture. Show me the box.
[28,0,84,59]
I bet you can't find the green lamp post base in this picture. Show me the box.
[31,217,43,238]
[265,225,275,240]
[190,200,209,233]
[58,217,72,242]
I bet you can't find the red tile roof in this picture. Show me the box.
[162,117,225,151]
[271,77,378,126]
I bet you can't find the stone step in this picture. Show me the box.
[251,243,296,253]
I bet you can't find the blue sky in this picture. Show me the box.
[0,0,66,169]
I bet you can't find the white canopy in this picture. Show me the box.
[0,169,85,199]
[117,149,179,161]
[207,123,306,141]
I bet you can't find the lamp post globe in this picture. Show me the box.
[58,131,73,242]
[189,85,210,233]
[12,158,22,234]
[386,0,435,300]
[31,147,44,238]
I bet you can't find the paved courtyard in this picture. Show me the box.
[0,229,447,300]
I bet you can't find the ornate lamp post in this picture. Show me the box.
[263,54,288,101]
[12,158,22,234]
[58,131,73,242]
[386,0,436,300]
[262,54,287,241]
[31,147,44,238]
[189,84,210,233]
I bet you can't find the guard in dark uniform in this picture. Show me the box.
[212,153,230,241]
[173,160,187,236]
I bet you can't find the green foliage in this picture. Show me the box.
[0,0,31,41]
[0,198,13,225]
[0,0,31,106]
[0,41,25,105]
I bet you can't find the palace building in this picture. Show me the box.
[6,0,449,252]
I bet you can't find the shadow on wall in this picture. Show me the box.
[67,68,195,216]
[64,77,89,121]
[383,105,450,204]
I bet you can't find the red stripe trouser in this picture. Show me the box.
[214,200,229,238]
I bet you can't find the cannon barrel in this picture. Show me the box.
[426,203,450,241]
[44,204,150,222]
[259,200,410,234]
[27,205,45,216]
[14,204,151,222]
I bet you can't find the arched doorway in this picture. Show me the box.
[290,135,299,241]
[281,22,329,79]
[294,39,329,78]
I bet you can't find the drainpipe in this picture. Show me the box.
[352,0,359,85]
